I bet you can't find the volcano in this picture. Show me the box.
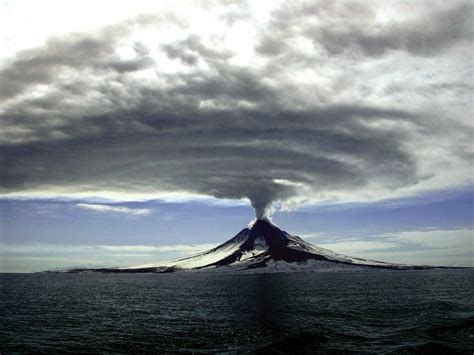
[66,219,431,274]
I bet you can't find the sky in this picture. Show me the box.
[0,0,473,272]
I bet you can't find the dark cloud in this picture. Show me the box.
[1,1,472,218]
[0,84,422,218]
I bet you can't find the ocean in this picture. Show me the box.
[1,270,473,353]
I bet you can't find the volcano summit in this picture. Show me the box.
[65,220,431,273]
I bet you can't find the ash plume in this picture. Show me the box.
[0,1,472,213]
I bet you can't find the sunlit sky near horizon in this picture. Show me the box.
[0,0,473,272]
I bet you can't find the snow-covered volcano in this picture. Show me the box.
[61,220,433,274]
[88,219,427,273]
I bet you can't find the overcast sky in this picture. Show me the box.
[0,0,472,272]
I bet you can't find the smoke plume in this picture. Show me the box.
[1,1,472,216]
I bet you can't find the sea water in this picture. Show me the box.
[1,270,473,353]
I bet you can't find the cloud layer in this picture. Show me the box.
[0,242,217,272]
[1,1,472,218]
[77,203,151,215]
[316,228,473,267]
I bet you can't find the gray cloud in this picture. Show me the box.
[258,1,473,58]
[0,25,135,98]
[161,35,233,66]
[1,1,472,218]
